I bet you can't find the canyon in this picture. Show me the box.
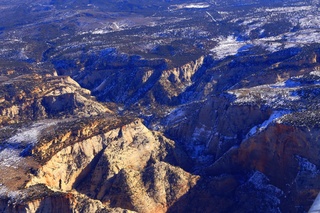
[0,0,320,212]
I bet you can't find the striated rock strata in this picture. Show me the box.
[0,114,198,213]
[0,74,110,127]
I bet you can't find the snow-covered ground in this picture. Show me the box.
[183,3,210,9]
[310,70,320,77]
[0,149,22,169]
[211,28,320,59]
[228,81,301,107]
[0,185,21,199]
[262,6,313,13]
[211,36,246,59]
[169,3,210,10]
[7,120,58,145]
[0,120,58,169]
[211,4,319,59]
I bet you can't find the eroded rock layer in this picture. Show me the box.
[1,0,320,212]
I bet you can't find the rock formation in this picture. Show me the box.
[0,74,110,127]
[1,0,320,212]
[0,98,198,212]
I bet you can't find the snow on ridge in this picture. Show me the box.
[299,15,320,28]
[251,29,320,53]
[285,29,320,44]
[263,6,312,13]
[169,3,210,10]
[0,120,58,168]
[0,185,21,199]
[310,70,320,77]
[211,4,319,60]
[245,111,290,139]
[91,29,110,35]
[8,120,58,145]
[228,78,303,107]
[260,111,289,129]
[211,36,246,59]
[183,3,210,9]
[0,149,22,168]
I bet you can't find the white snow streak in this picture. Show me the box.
[0,120,58,169]
[245,111,289,139]
[211,36,245,59]
[0,149,22,168]
[8,121,58,145]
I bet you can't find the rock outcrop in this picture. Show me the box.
[53,50,208,107]
[156,60,320,212]
[0,114,198,212]
[0,74,110,127]
[1,1,320,212]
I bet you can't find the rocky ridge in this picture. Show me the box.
[0,73,110,127]
[0,86,198,212]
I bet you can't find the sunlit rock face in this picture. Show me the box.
[0,114,198,212]
[0,74,110,127]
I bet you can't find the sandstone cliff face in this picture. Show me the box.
[155,62,320,212]
[1,50,319,213]
[204,122,320,212]
[74,120,197,212]
[1,1,320,212]
[0,113,198,212]
[0,184,135,213]
[0,69,198,212]
[0,74,110,127]
[158,95,273,173]
[53,51,208,107]
[150,56,205,105]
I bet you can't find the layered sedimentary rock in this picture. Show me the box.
[162,66,320,212]
[1,1,320,211]
[0,104,198,212]
[0,74,110,127]
[53,51,208,108]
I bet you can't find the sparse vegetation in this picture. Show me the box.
[0,0,320,212]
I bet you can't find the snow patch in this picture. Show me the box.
[165,108,187,126]
[248,171,271,190]
[0,120,58,169]
[0,185,17,198]
[18,48,29,60]
[169,3,210,10]
[246,111,289,139]
[229,78,304,108]
[186,142,214,172]
[211,36,247,59]
[263,6,312,13]
[8,121,58,145]
[0,149,22,168]
[310,70,320,77]
[91,29,110,35]
[183,3,210,9]
[191,125,212,141]
[244,171,283,208]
